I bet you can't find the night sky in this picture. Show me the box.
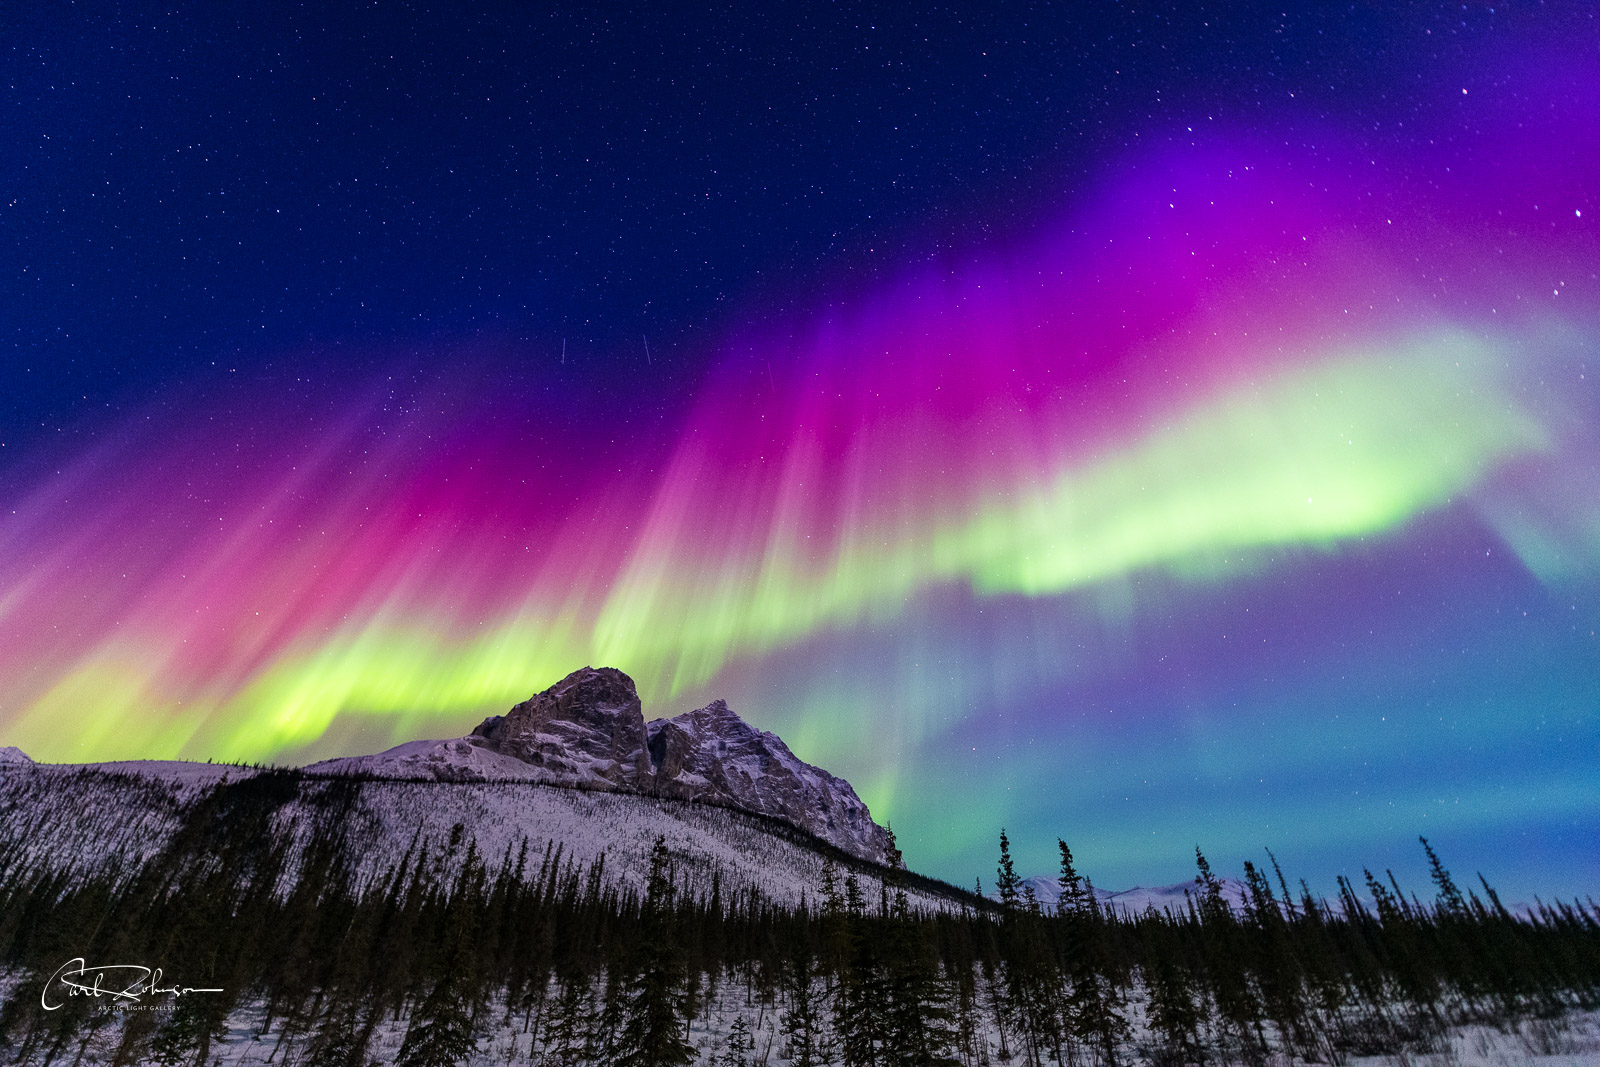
[4,3,1597,900]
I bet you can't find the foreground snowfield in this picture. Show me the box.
[329,999,1600,1067]
[348,1001,1600,1067]
[3,969,1594,1067]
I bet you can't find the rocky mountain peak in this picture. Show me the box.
[455,667,892,863]
[676,697,744,732]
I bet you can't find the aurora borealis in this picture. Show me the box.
[3,4,1597,898]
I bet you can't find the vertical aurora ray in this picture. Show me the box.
[2,50,1598,897]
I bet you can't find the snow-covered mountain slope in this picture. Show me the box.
[0,761,966,911]
[0,743,966,914]
[309,666,893,863]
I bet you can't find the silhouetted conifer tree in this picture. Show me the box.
[1058,842,1127,1065]
[1141,910,1206,1067]
[1242,859,1311,1058]
[396,845,484,1067]
[1056,840,1089,917]
[614,837,694,1067]
[541,971,593,1066]
[1193,848,1266,1063]
[713,1014,749,1066]
[779,945,830,1066]
[1421,837,1465,917]
[395,977,477,1067]
[146,994,229,1067]
[995,830,1022,911]
[880,859,961,1067]
[835,872,888,1067]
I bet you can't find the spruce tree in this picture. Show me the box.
[1242,859,1310,1059]
[880,854,960,1067]
[1058,844,1127,1065]
[996,830,1022,911]
[614,837,694,1067]
[395,979,478,1067]
[541,972,593,1066]
[396,844,484,1067]
[778,946,830,1067]
[1194,848,1265,1063]
[1057,839,1089,916]
[834,873,888,1067]
[1421,837,1465,917]
[147,993,230,1067]
[719,1015,755,1067]
[302,1002,365,1067]
[1141,912,1205,1067]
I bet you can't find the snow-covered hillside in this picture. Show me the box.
[0,760,970,913]
[0,667,969,912]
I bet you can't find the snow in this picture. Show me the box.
[304,737,550,782]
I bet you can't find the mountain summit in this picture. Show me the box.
[312,666,893,863]
[471,665,653,790]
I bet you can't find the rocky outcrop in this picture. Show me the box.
[469,666,653,791]
[645,700,889,864]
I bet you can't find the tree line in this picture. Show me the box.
[0,770,1595,1066]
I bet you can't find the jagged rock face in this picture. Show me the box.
[646,700,890,863]
[470,666,652,792]
[454,667,892,863]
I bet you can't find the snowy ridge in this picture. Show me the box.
[306,737,549,782]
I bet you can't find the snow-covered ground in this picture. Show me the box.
[5,966,1594,1067]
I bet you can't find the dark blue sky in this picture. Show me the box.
[4,2,1529,450]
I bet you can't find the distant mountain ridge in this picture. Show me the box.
[305,666,893,864]
[1018,872,1251,916]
